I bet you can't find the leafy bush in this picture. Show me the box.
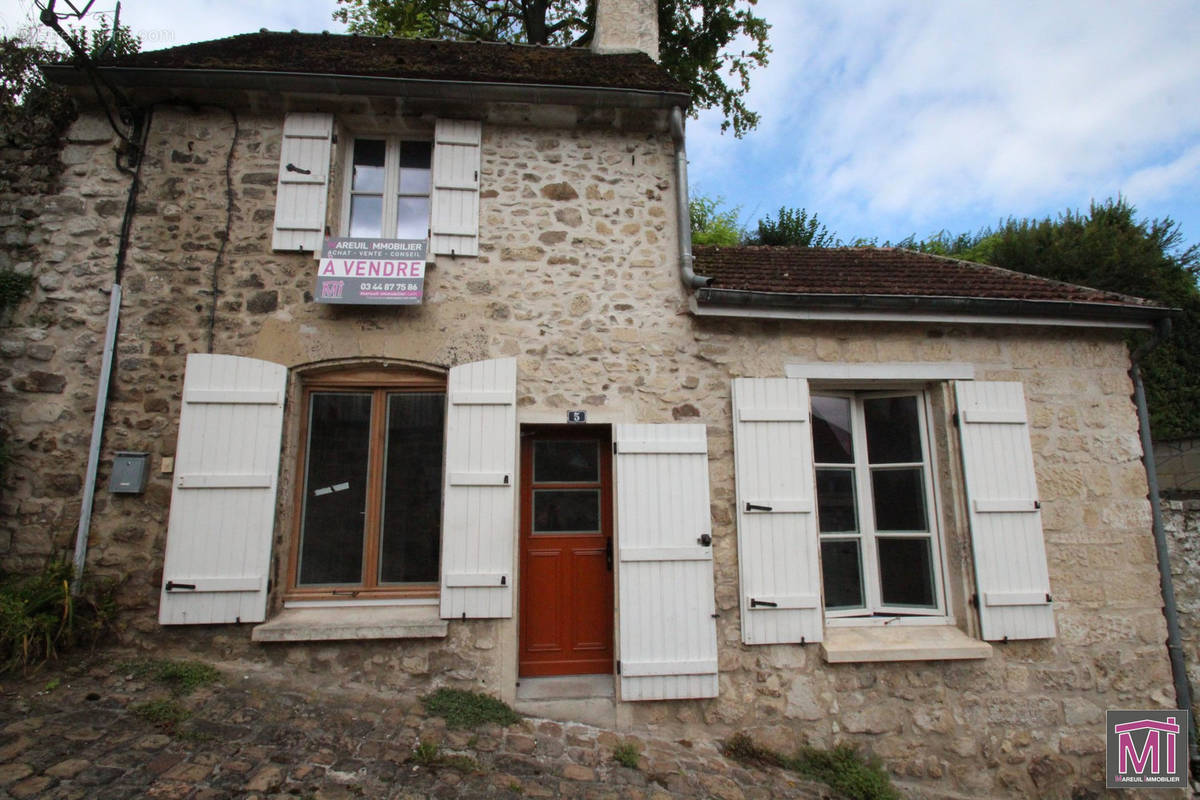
[690,194,745,246]
[421,687,521,729]
[722,733,900,800]
[612,740,641,769]
[0,560,117,673]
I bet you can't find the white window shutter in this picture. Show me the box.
[955,381,1055,641]
[159,354,288,625]
[732,378,823,645]
[614,424,719,700]
[440,357,516,619]
[430,119,481,257]
[272,112,333,252]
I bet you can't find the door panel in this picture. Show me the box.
[519,427,614,676]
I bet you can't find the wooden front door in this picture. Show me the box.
[519,427,614,676]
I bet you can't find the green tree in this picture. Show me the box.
[751,206,839,247]
[333,0,770,136]
[689,194,743,246]
[909,198,1200,438]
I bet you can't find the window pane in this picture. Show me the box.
[399,141,433,194]
[821,539,864,609]
[298,393,372,585]
[871,467,928,531]
[864,395,922,464]
[379,392,446,584]
[395,196,430,239]
[533,440,599,483]
[351,139,386,192]
[811,395,853,463]
[533,490,601,533]
[815,468,857,533]
[878,537,936,607]
[349,195,383,238]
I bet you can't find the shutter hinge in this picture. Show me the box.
[952,411,960,427]
[749,598,777,608]
[746,502,772,512]
[500,575,507,586]
[800,636,806,646]
[613,442,618,454]
[969,593,978,607]
[285,163,311,175]
[164,581,196,592]
[331,132,338,144]
[1045,593,1052,603]
[1034,500,1041,509]
[503,474,510,485]
[616,660,621,675]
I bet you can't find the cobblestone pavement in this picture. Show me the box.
[0,650,837,799]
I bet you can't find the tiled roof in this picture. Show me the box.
[96,31,687,94]
[694,245,1165,309]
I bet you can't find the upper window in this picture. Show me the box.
[290,367,446,598]
[344,137,433,239]
[811,390,945,618]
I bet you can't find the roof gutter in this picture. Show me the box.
[42,64,691,111]
[693,287,1171,329]
[669,107,711,289]
[1129,319,1199,778]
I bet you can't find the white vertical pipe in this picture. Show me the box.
[72,284,121,592]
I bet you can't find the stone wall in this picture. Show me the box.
[0,103,1180,798]
[1156,438,1200,494]
[1164,495,1200,709]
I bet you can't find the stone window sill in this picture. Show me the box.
[251,605,448,643]
[820,624,992,663]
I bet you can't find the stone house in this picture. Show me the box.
[0,0,1185,795]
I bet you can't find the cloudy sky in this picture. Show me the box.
[3,0,1198,250]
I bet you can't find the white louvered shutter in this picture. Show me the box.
[430,119,481,257]
[272,112,333,252]
[440,357,517,619]
[614,424,719,700]
[732,378,823,644]
[955,381,1055,641]
[159,354,288,625]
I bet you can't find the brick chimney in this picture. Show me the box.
[592,0,659,61]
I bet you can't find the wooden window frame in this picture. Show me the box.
[813,388,948,621]
[340,133,433,240]
[286,365,446,601]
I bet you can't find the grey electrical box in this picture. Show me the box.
[109,451,150,494]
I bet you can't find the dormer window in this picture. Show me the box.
[346,138,434,239]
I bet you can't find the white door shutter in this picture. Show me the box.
[955,381,1055,641]
[159,354,288,625]
[732,378,823,645]
[272,112,333,252]
[614,424,719,701]
[440,357,517,619]
[430,119,481,257]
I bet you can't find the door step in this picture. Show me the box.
[514,675,616,727]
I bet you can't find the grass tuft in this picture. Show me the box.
[118,659,220,696]
[612,741,641,769]
[722,733,901,800]
[421,687,521,729]
[132,698,191,728]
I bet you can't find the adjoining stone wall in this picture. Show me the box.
[0,103,1180,798]
[1164,495,1200,708]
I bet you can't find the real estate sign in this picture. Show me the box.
[317,238,426,305]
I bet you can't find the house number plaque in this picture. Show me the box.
[568,411,586,423]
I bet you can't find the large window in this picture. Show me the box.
[811,391,945,618]
[344,137,433,239]
[290,367,445,598]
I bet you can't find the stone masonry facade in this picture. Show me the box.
[0,102,1180,798]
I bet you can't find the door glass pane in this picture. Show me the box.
[351,139,386,191]
[349,195,383,238]
[871,467,928,531]
[864,395,922,464]
[395,196,430,239]
[533,490,600,533]
[815,468,857,533]
[298,393,372,585]
[878,537,935,607]
[821,539,864,609]
[399,140,433,193]
[811,395,853,463]
[533,440,599,483]
[379,392,446,584]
